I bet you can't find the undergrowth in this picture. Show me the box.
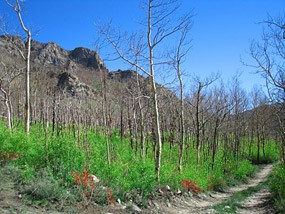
[0,120,279,209]
[269,162,285,213]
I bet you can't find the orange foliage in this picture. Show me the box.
[181,179,202,193]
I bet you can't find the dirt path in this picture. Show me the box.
[0,164,62,214]
[238,188,273,214]
[155,164,274,214]
[0,163,275,214]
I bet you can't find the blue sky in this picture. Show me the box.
[0,0,284,92]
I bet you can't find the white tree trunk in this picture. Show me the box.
[177,68,184,172]
[6,0,31,134]
[0,88,12,130]
[25,31,31,134]
[148,1,162,183]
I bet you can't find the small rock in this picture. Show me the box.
[134,194,143,205]
[120,205,127,210]
[148,199,153,206]
[183,192,189,196]
[90,175,100,183]
[125,192,132,200]
[177,189,182,195]
[153,202,160,209]
[167,202,171,207]
[158,189,164,195]
[130,204,142,212]
[224,205,231,209]
[117,198,121,204]
[165,185,171,191]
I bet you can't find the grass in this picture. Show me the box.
[213,182,267,213]
[269,162,285,213]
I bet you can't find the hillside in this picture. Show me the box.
[0,35,108,96]
[1,35,175,98]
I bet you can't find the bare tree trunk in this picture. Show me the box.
[25,30,31,135]
[101,69,111,165]
[175,28,190,172]
[150,75,162,183]
[52,92,56,137]
[139,101,145,158]
[134,58,145,158]
[128,101,134,149]
[0,87,12,130]
[196,82,202,165]
[147,3,162,182]
[132,98,139,155]
[177,66,185,173]
[120,101,124,140]
[211,120,219,170]
[5,0,31,134]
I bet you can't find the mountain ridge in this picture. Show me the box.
[0,35,174,99]
[0,35,110,97]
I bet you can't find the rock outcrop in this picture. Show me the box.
[32,41,69,66]
[0,35,106,97]
[69,47,104,70]
[57,72,95,97]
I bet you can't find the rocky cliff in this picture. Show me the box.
[0,35,106,97]
[0,35,173,100]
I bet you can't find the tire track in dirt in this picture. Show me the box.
[155,164,274,214]
[238,188,274,214]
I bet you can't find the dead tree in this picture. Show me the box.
[5,0,31,134]
[188,75,218,165]
[248,15,285,161]
[99,0,192,183]
[170,20,192,172]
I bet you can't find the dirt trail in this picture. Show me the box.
[156,164,274,214]
[0,164,61,214]
[238,188,273,214]
[0,164,275,214]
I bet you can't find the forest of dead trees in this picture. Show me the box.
[0,0,285,184]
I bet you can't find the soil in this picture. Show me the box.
[0,163,60,214]
[0,163,275,214]
[153,164,275,214]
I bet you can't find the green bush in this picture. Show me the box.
[20,168,62,201]
[247,139,279,164]
[269,163,285,213]
[207,174,227,191]
[233,160,255,181]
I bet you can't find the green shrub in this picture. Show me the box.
[232,160,255,181]
[269,163,285,213]
[207,174,227,191]
[19,167,62,205]
[247,139,279,164]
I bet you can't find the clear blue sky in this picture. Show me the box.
[0,0,284,92]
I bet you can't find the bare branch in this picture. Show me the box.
[98,24,150,76]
